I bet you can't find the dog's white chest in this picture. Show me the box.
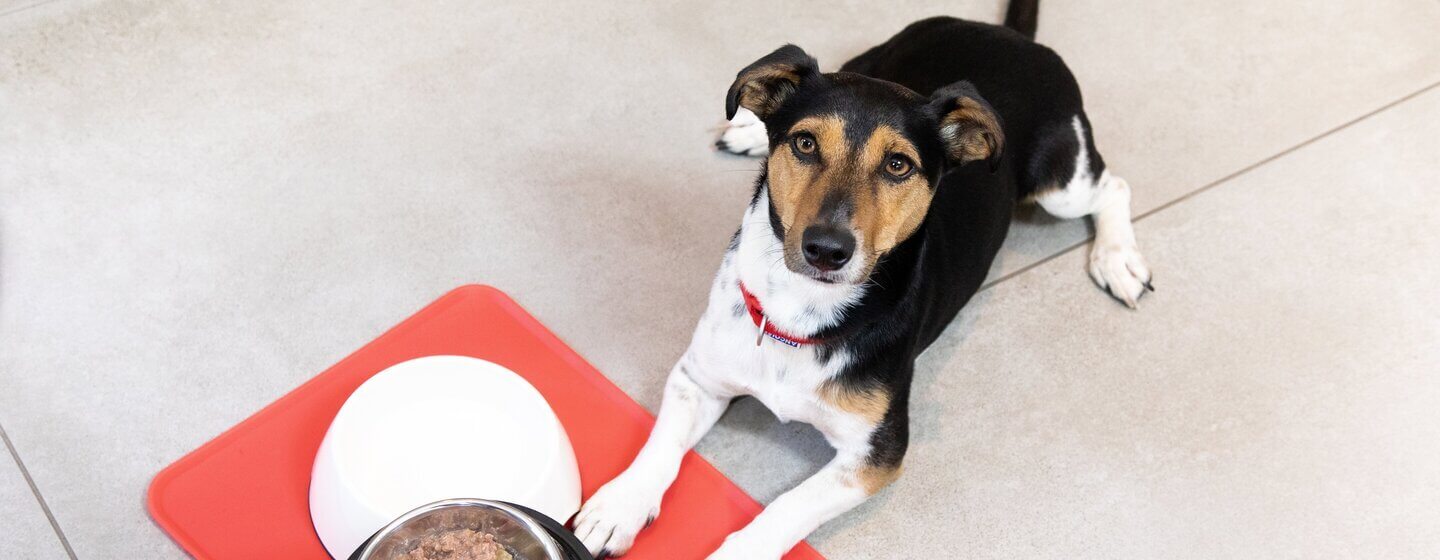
[745,345,835,424]
[688,306,849,429]
[680,197,870,431]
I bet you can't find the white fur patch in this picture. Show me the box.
[733,196,868,337]
[1034,116,1102,219]
[717,107,770,157]
[706,457,871,559]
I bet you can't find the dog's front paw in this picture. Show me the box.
[572,476,662,558]
[714,107,769,157]
[1088,242,1153,308]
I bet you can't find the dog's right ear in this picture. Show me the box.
[928,81,1006,172]
[726,44,820,121]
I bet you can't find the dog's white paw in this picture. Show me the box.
[572,476,662,558]
[714,107,769,157]
[1088,242,1153,308]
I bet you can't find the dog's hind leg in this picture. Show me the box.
[715,106,770,157]
[1031,114,1153,308]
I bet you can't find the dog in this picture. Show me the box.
[574,2,1152,558]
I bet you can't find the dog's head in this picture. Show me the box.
[728,45,1004,285]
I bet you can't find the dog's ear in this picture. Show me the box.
[928,81,1005,172]
[726,44,820,121]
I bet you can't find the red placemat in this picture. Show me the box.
[147,285,824,560]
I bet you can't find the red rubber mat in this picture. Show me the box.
[147,285,824,560]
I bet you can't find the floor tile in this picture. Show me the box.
[701,87,1440,558]
[0,0,52,17]
[997,0,1440,280]
[0,431,70,560]
[0,0,1437,557]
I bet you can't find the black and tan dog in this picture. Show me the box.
[575,2,1152,558]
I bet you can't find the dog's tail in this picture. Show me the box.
[1004,0,1039,40]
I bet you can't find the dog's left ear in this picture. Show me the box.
[928,81,1005,172]
[726,44,820,121]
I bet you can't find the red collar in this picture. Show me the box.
[738,281,819,347]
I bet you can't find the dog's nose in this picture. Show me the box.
[801,225,855,272]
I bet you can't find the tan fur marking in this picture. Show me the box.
[767,115,848,234]
[820,380,901,495]
[768,120,935,276]
[1021,182,1064,204]
[736,65,803,117]
[855,463,903,495]
[858,125,922,169]
[940,97,1004,164]
[850,125,932,256]
[818,379,891,425]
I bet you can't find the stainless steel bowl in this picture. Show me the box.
[354,499,567,560]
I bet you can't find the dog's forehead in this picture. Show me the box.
[792,74,930,147]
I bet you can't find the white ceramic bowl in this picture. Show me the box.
[309,355,581,559]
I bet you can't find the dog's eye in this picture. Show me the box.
[885,155,914,177]
[792,133,817,155]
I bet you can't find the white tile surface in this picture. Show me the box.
[998,0,1440,281]
[0,431,70,560]
[0,0,52,16]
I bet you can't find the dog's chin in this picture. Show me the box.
[785,261,868,287]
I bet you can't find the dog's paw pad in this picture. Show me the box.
[1088,243,1152,309]
[715,108,769,157]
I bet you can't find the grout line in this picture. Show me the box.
[0,0,63,18]
[979,239,1087,291]
[0,422,79,560]
[979,78,1440,292]
[1129,79,1440,224]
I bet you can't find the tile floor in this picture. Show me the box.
[1,1,1437,558]
[0,426,71,559]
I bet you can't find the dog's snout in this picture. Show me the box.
[801,225,855,272]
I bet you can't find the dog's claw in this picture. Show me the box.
[1089,243,1152,309]
[574,476,659,558]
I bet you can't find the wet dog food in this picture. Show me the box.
[405,529,513,560]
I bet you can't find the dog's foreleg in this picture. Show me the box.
[574,356,731,557]
[705,449,898,560]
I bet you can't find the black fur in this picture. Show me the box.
[1004,0,1040,40]
[740,9,1104,471]
[726,44,821,121]
[841,15,1104,198]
